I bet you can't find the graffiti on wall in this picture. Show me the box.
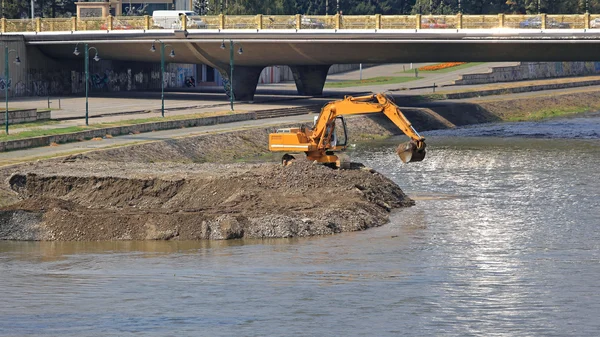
[14,82,26,96]
[28,69,72,96]
[15,61,196,98]
[90,72,110,89]
[0,78,29,97]
[0,77,11,91]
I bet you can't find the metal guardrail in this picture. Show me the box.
[1,13,599,33]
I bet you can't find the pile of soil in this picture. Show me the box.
[1,158,413,241]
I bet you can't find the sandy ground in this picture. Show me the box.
[0,117,414,241]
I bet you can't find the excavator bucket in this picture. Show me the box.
[396,141,426,163]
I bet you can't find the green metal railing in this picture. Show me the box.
[1,13,599,33]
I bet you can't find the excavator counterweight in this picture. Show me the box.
[268,93,426,167]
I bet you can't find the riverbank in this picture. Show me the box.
[402,87,600,130]
[4,79,600,152]
[2,85,600,240]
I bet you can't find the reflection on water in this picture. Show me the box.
[1,116,600,336]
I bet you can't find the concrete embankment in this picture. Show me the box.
[406,88,600,127]
[2,86,599,241]
[3,83,600,152]
[0,113,257,152]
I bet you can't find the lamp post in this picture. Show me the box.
[586,0,589,13]
[73,43,100,126]
[150,40,175,118]
[220,40,243,111]
[3,45,21,135]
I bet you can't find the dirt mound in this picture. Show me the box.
[1,160,413,241]
[82,128,277,164]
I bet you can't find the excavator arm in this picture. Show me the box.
[269,92,426,167]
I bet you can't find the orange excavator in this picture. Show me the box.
[268,93,426,167]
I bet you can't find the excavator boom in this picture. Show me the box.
[269,93,426,167]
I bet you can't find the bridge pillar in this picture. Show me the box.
[290,65,332,96]
[220,66,264,101]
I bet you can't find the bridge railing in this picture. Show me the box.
[380,15,414,29]
[40,18,74,32]
[77,17,104,31]
[0,14,597,33]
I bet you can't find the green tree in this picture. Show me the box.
[2,0,29,19]
[343,0,416,15]
[2,0,75,18]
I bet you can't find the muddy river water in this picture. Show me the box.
[1,115,600,336]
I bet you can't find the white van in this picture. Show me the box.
[152,10,207,29]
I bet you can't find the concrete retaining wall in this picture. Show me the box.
[446,78,600,99]
[279,64,365,82]
[37,111,51,120]
[0,36,27,99]
[0,112,256,152]
[0,109,49,124]
[3,44,196,98]
[455,62,600,85]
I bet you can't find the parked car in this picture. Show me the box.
[285,16,326,29]
[591,18,600,28]
[301,17,326,29]
[100,20,133,30]
[421,18,448,29]
[519,16,570,29]
[152,10,207,29]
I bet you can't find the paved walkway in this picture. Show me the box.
[326,62,519,89]
[0,114,316,166]
[3,61,600,165]
[0,62,590,137]
[8,63,513,121]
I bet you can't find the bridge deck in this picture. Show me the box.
[2,13,600,33]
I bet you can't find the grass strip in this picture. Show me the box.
[7,120,62,129]
[503,106,593,122]
[398,62,485,74]
[325,76,421,88]
[0,111,235,141]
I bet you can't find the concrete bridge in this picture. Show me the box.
[3,14,600,100]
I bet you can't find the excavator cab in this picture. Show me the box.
[329,116,348,149]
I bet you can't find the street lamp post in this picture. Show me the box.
[150,40,175,117]
[586,0,589,13]
[3,45,21,135]
[73,43,100,126]
[220,40,243,111]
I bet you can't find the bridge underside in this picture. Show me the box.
[16,30,600,100]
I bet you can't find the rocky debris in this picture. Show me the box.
[1,160,413,241]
